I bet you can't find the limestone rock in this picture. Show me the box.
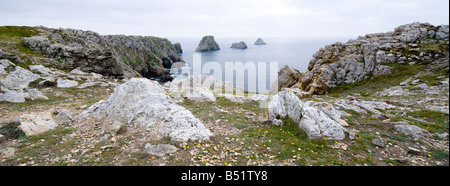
[231,41,248,49]
[16,112,58,136]
[144,144,178,156]
[269,65,301,94]
[0,87,27,103]
[372,139,385,148]
[251,94,269,102]
[288,22,449,95]
[185,87,217,102]
[375,86,412,96]
[196,36,220,52]
[411,83,429,90]
[77,78,213,141]
[57,79,79,88]
[268,88,348,140]
[0,66,40,90]
[54,109,73,126]
[25,88,48,100]
[254,38,267,45]
[394,124,423,138]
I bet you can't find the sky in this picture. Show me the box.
[0,0,449,39]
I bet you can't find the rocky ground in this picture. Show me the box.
[0,63,448,166]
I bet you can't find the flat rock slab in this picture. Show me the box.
[144,144,177,156]
[394,124,423,138]
[16,112,58,136]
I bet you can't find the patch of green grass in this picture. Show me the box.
[348,131,377,152]
[329,63,423,96]
[429,147,449,160]
[0,95,67,112]
[407,110,449,133]
[0,121,26,139]
[0,26,40,42]
[382,133,408,142]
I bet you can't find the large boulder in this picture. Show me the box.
[196,36,220,52]
[269,65,301,95]
[184,87,216,102]
[16,112,58,136]
[0,66,40,90]
[77,78,213,141]
[268,88,348,140]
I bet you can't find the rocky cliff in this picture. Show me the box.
[2,26,183,81]
[281,22,449,95]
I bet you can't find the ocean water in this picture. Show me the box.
[169,37,348,93]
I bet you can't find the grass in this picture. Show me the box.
[329,63,423,96]
[0,26,40,42]
[406,110,449,133]
[0,121,26,139]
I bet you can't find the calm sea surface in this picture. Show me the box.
[169,37,348,93]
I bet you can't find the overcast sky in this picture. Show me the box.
[1,0,448,38]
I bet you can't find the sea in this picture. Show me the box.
[168,37,349,93]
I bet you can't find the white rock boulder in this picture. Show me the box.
[57,79,79,88]
[0,66,40,90]
[16,112,58,136]
[77,78,213,141]
[268,88,348,140]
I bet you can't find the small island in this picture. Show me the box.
[195,35,220,52]
[254,38,267,45]
[230,41,247,49]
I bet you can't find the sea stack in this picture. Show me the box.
[230,41,248,49]
[196,35,220,52]
[254,38,267,45]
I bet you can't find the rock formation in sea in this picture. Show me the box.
[231,41,248,49]
[196,35,220,52]
[254,38,267,45]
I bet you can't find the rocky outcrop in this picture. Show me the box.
[21,27,183,81]
[231,41,248,49]
[269,65,301,95]
[196,36,220,52]
[0,66,40,90]
[254,38,267,45]
[0,63,49,103]
[282,22,449,95]
[76,78,213,141]
[174,42,183,54]
[268,88,348,140]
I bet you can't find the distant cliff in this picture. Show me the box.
[1,26,183,82]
